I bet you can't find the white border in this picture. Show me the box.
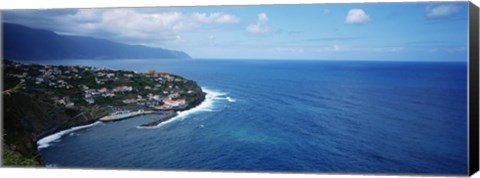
[0,0,474,10]
[0,0,479,178]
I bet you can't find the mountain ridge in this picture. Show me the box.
[2,23,191,60]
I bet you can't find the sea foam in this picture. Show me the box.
[226,97,236,102]
[138,88,227,129]
[37,121,101,149]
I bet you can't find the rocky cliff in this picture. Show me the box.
[3,91,99,166]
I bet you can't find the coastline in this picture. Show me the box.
[137,88,220,129]
[35,88,207,149]
[37,121,102,149]
[138,111,178,127]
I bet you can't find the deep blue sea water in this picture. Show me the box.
[35,59,468,175]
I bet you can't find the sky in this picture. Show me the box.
[1,2,470,61]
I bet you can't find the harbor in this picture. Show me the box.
[99,109,181,128]
[99,110,153,122]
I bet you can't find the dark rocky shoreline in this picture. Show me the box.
[35,90,206,146]
[137,90,206,127]
[139,111,178,127]
[35,112,97,143]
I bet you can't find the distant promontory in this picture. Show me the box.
[2,23,191,60]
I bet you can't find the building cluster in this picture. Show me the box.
[79,70,190,108]
[5,61,192,110]
[7,62,83,89]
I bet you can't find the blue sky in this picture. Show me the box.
[2,2,470,61]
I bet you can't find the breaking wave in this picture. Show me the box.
[37,121,101,149]
[138,87,229,129]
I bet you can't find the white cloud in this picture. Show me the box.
[318,45,349,52]
[192,12,239,24]
[425,5,462,19]
[258,13,268,22]
[62,9,239,46]
[246,13,269,34]
[317,45,403,53]
[371,47,404,52]
[174,35,184,43]
[345,9,370,25]
[67,9,102,22]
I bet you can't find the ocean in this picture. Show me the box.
[35,59,468,174]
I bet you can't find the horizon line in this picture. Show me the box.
[190,58,468,62]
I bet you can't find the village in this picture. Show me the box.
[3,60,204,115]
